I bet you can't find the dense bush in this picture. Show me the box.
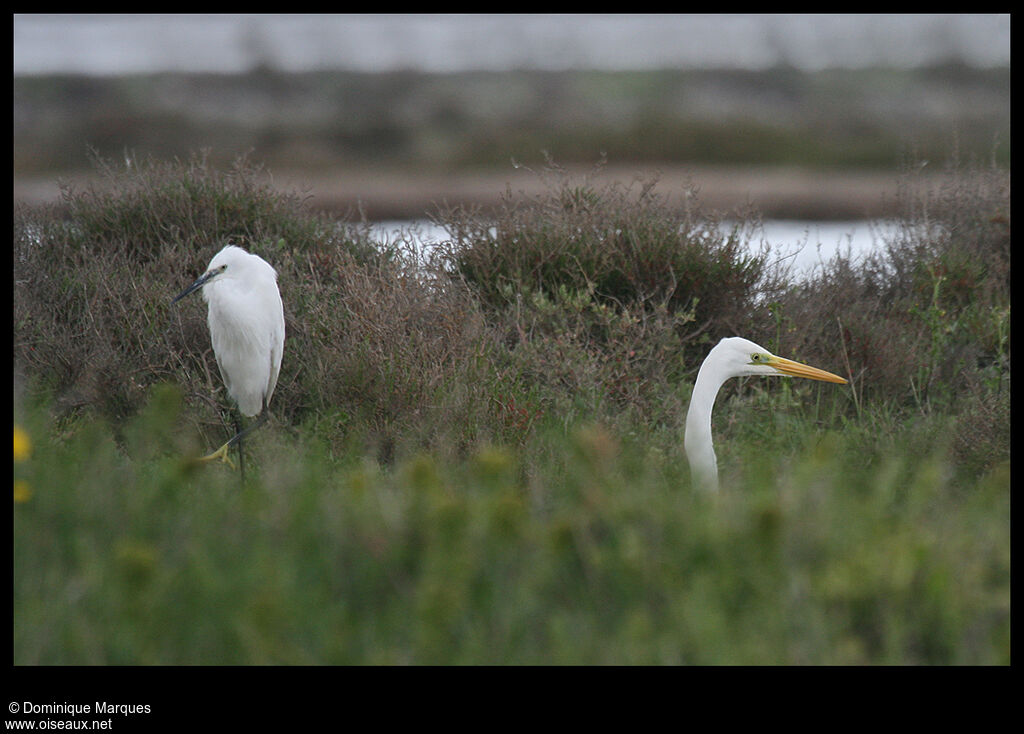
[752,154,1009,419]
[440,166,765,340]
[13,151,1010,472]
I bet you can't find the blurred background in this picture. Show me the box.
[14,14,1010,221]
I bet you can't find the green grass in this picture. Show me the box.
[13,385,1009,665]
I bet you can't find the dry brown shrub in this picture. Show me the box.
[753,154,1010,413]
[277,240,490,454]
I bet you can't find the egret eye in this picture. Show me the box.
[751,354,760,362]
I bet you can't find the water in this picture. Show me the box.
[369,218,900,279]
[739,219,899,276]
[14,15,1009,76]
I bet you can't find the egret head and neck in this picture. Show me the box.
[684,337,847,492]
[171,245,264,305]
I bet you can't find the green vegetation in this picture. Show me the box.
[13,152,1009,664]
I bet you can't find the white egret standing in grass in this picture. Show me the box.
[173,244,285,477]
[685,337,847,491]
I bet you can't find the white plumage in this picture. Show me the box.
[684,337,846,492]
[173,244,285,470]
[199,245,285,417]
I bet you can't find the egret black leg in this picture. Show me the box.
[234,415,246,480]
[198,398,269,476]
[224,405,268,450]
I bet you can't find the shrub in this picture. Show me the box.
[279,240,491,459]
[753,153,1010,414]
[13,150,1009,474]
[437,163,767,369]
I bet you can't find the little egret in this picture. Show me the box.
[173,244,285,475]
[684,337,847,492]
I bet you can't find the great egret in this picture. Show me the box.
[173,244,285,476]
[685,337,847,491]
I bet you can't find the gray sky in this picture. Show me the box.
[14,14,1011,76]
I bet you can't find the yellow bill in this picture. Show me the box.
[768,355,848,384]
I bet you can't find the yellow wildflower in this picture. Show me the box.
[13,426,31,462]
[14,480,32,503]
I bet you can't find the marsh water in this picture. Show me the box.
[370,218,901,278]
